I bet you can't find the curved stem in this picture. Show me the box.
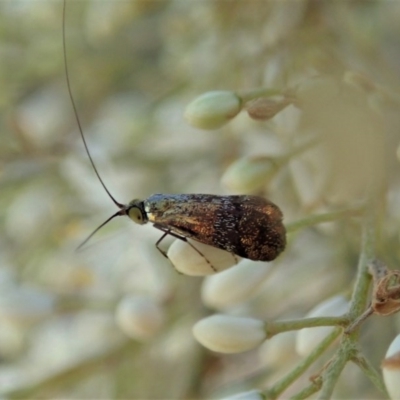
[266,329,341,399]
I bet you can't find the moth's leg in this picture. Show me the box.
[154,225,188,258]
[155,231,169,258]
[230,253,239,264]
[153,224,216,272]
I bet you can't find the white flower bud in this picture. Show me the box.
[184,91,242,130]
[115,295,165,340]
[296,295,348,356]
[193,314,266,353]
[167,239,237,276]
[201,259,271,309]
[221,156,282,194]
[382,334,400,400]
[221,389,264,400]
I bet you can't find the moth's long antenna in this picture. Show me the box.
[76,210,124,250]
[62,0,124,209]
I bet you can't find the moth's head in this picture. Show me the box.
[126,199,147,225]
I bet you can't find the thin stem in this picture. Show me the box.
[265,317,347,338]
[265,329,341,399]
[317,209,377,398]
[317,340,354,400]
[347,210,376,324]
[351,352,388,396]
[344,306,373,334]
[285,208,362,234]
[291,379,322,400]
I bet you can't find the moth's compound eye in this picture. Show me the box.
[128,207,146,225]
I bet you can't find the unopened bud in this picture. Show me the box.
[246,97,291,121]
[193,314,266,353]
[221,155,283,194]
[167,239,237,276]
[382,334,400,400]
[184,91,242,130]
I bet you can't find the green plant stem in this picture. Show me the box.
[265,329,341,399]
[317,209,376,398]
[348,212,375,320]
[265,317,347,338]
[286,208,361,234]
[318,339,357,400]
[291,379,322,400]
[267,207,378,399]
[351,352,388,396]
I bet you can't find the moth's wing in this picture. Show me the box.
[148,195,240,251]
[237,196,286,261]
[146,194,286,260]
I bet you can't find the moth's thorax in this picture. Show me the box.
[143,194,178,223]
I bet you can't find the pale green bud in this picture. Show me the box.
[184,90,242,130]
[221,155,283,194]
[193,314,266,353]
[115,295,165,340]
[382,334,400,400]
[296,295,348,356]
[167,239,237,276]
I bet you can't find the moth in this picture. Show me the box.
[62,0,286,269]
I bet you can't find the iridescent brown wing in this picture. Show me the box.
[145,194,286,261]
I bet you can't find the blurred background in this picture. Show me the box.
[1,0,400,398]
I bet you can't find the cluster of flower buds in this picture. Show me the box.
[184,89,292,131]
